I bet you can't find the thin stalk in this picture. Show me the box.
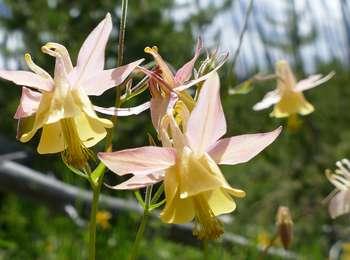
[203,240,209,260]
[129,185,153,260]
[117,0,128,67]
[232,0,254,69]
[105,0,128,152]
[87,0,129,258]
[88,183,101,260]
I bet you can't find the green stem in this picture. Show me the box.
[129,186,152,260]
[88,184,100,260]
[117,0,128,67]
[232,0,254,68]
[87,164,105,260]
[88,1,129,257]
[203,240,209,260]
[105,0,128,152]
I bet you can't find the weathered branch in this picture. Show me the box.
[0,158,298,258]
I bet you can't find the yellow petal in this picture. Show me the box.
[178,147,223,199]
[164,166,179,204]
[160,194,195,224]
[20,92,53,142]
[298,100,314,115]
[161,165,195,224]
[204,189,236,216]
[275,60,297,90]
[16,115,35,140]
[75,113,109,148]
[37,122,65,154]
[203,153,246,198]
[72,88,113,129]
[271,91,314,118]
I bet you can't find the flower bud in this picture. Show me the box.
[276,206,293,249]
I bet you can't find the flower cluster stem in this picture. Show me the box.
[129,185,152,260]
[88,184,101,260]
[88,1,129,258]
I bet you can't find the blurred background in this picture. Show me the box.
[0,0,349,259]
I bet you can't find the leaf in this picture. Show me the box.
[149,199,166,211]
[228,79,254,95]
[62,156,88,179]
[134,190,145,208]
[90,162,106,185]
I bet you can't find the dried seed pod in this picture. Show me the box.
[276,206,293,249]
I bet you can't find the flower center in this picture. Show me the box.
[192,194,223,240]
[60,118,93,170]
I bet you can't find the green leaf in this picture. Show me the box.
[134,190,146,208]
[90,162,106,185]
[151,184,164,204]
[228,79,254,95]
[149,199,166,211]
[62,158,88,179]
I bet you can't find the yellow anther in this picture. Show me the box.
[144,46,159,54]
[192,195,223,240]
[60,118,94,170]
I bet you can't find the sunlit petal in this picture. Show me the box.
[98,147,176,176]
[174,37,203,85]
[75,13,112,82]
[14,87,42,119]
[208,127,282,165]
[329,190,350,219]
[107,172,164,190]
[93,101,150,116]
[82,59,144,96]
[294,71,335,92]
[0,70,53,91]
[253,90,281,111]
[186,72,226,154]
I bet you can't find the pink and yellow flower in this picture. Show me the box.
[0,14,143,168]
[141,39,226,132]
[253,60,334,118]
[325,159,350,218]
[99,72,281,240]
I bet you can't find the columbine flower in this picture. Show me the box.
[141,39,226,131]
[0,13,143,169]
[325,159,350,218]
[253,60,334,118]
[99,72,281,240]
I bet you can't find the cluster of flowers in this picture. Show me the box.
[0,13,339,243]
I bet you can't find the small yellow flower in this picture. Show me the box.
[96,210,112,230]
[256,230,272,248]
